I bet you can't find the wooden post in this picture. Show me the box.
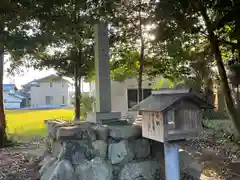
[164,143,180,180]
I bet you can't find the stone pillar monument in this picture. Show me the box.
[87,22,121,124]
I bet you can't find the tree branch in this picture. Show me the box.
[218,39,240,50]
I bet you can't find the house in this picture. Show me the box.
[21,74,70,108]
[3,84,28,109]
[89,76,171,118]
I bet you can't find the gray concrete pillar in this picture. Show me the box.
[94,22,112,113]
[87,23,121,124]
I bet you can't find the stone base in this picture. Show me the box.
[87,112,121,124]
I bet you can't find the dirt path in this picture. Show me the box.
[0,142,44,180]
[182,135,240,180]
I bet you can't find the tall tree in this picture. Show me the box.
[110,0,155,103]
[0,0,50,147]
[154,0,240,134]
[28,0,95,120]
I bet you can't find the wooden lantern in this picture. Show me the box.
[131,88,213,142]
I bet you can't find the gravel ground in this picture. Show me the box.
[0,142,43,180]
[182,130,240,180]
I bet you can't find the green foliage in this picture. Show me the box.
[80,94,94,119]
[153,79,185,90]
[71,94,94,119]
[153,0,240,134]
[111,50,140,81]
[28,0,96,78]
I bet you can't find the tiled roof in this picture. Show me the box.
[3,84,16,91]
[22,74,69,88]
[130,92,214,112]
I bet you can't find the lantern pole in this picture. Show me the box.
[164,142,180,180]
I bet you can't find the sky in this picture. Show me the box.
[3,57,90,92]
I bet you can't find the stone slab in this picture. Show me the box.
[56,124,96,141]
[108,124,142,140]
[45,120,67,138]
[87,112,121,124]
[91,125,109,141]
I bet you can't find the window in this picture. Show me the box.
[49,82,53,88]
[61,82,64,88]
[127,89,138,109]
[62,96,65,104]
[143,89,152,99]
[127,88,152,109]
[46,96,53,105]
[167,110,175,130]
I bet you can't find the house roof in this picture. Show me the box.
[10,93,27,99]
[3,84,17,91]
[16,91,30,98]
[4,93,23,103]
[22,74,69,88]
[130,89,214,112]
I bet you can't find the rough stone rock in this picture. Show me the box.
[39,155,54,167]
[56,124,96,141]
[45,120,67,138]
[75,157,113,180]
[108,125,141,140]
[38,149,52,163]
[52,140,63,157]
[44,136,53,153]
[41,160,77,180]
[91,125,109,141]
[39,157,57,176]
[92,140,107,158]
[108,140,134,165]
[58,141,95,166]
[133,139,150,159]
[118,160,161,180]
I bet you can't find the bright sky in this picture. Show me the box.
[4,67,55,87]
[3,57,90,92]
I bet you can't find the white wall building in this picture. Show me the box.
[22,74,70,108]
[89,76,167,119]
[3,84,27,109]
[3,93,22,109]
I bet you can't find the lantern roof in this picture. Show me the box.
[130,88,214,112]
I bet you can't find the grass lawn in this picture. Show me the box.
[5,109,74,139]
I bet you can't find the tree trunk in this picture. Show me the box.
[74,60,81,120]
[0,45,7,147]
[78,75,81,119]
[138,0,144,104]
[138,45,144,103]
[203,77,214,119]
[236,40,240,108]
[201,9,240,135]
[210,35,240,134]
